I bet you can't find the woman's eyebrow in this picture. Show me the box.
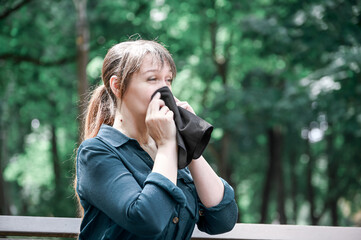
[143,69,159,73]
[141,68,172,75]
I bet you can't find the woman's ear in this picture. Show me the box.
[110,75,121,98]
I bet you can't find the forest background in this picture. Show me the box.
[1,0,361,227]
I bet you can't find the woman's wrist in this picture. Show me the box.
[152,140,178,184]
[156,138,177,149]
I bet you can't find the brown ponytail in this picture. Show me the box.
[75,85,115,217]
[82,85,115,140]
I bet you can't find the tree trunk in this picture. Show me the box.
[326,129,339,226]
[219,132,232,184]
[208,11,234,186]
[0,90,11,215]
[51,125,61,193]
[260,126,286,223]
[305,140,318,225]
[207,13,240,220]
[260,149,275,223]
[329,197,338,226]
[74,0,89,143]
[289,150,298,223]
[207,5,239,217]
[0,165,10,215]
[273,126,287,224]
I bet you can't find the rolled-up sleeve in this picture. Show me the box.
[197,178,238,234]
[76,139,186,237]
[144,172,186,207]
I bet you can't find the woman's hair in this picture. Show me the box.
[82,39,177,140]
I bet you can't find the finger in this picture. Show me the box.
[153,92,161,100]
[148,94,164,113]
[176,102,190,111]
[174,96,180,103]
[176,101,196,114]
[166,110,174,119]
[176,101,188,107]
[159,105,170,114]
[158,99,166,110]
[173,96,186,106]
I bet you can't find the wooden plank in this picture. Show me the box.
[1,216,361,240]
[0,215,81,237]
[191,223,361,240]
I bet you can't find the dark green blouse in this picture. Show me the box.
[76,124,237,240]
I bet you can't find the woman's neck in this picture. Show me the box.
[112,108,150,146]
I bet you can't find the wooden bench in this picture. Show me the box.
[0,215,360,239]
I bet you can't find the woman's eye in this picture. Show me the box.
[167,79,173,84]
[148,77,156,81]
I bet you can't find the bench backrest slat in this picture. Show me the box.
[0,216,80,238]
[192,223,361,239]
[1,215,361,240]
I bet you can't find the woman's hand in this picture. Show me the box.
[146,92,177,147]
[174,97,196,115]
[147,92,178,184]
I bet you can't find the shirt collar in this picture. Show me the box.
[97,124,130,147]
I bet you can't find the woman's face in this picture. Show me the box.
[121,54,173,117]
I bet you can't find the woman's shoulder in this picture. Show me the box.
[76,137,119,167]
[79,137,105,149]
[77,136,115,155]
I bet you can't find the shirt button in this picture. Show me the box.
[172,216,179,224]
[199,210,204,216]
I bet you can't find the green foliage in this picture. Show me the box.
[1,0,360,226]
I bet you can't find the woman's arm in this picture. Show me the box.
[188,156,224,207]
[175,98,238,233]
[174,97,224,207]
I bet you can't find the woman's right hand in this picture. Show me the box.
[147,92,178,184]
[146,92,177,147]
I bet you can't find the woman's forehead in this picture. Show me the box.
[139,55,172,73]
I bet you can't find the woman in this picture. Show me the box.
[76,39,238,239]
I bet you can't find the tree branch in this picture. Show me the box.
[0,53,75,66]
[0,0,33,20]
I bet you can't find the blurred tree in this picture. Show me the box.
[0,0,360,227]
[74,0,90,142]
[0,0,78,216]
[241,0,361,225]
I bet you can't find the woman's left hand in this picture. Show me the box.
[174,97,224,208]
[174,97,196,115]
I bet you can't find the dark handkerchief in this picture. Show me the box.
[151,87,213,169]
